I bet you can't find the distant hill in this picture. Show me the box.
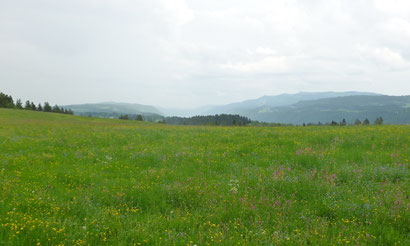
[204,91,381,115]
[63,102,163,119]
[243,95,410,124]
[61,93,410,125]
[160,91,381,116]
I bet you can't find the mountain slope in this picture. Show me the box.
[162,91,380,116]
[244,95,410,124]
[63,102,163,118]
[216,91,380,112]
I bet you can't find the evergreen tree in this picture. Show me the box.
[24,100,31,110]
[363,118,370,125]
[136,114,144,121]
[52,105,61,113]
[354,119,361,125]
[37,103,43,111]
[30,102,36,110]
[119,114,129,120]
[340,118,347,126]
[374,117,384,125]
[16,99,23,109]
[331,120,339,126]
[43,102,52,112]
[0,92,14,108]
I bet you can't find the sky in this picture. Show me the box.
[1,0,410,108]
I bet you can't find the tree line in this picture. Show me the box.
[302,117,384,126]
[0,92,73,115]
[164,114,251,126]
[119,114,144,121]
[116,112,385,127]
[117,113,252,126]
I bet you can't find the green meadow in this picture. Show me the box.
[0,108,408,245]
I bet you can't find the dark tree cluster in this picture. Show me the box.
[0,92,15,108]
[119,114,129,120]
[352,117,383,125]
[0,92,73,115]
[118,114,145,121]
[136,114,144,121]
[164,114,251,126]
[374,117,384,125]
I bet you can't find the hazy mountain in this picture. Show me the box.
[243,95,410,125]
[159,91,381,117]
[61,93,410,125]
[202,91,381,115]
[63,102,163,118]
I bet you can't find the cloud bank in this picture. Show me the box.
[1,0,409,107]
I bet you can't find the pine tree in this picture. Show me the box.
[24,100,31,110]
[52,105,61,113]
[43,102,52,112]
[37,103,43,111]
[136,114,144,121]
[30,102,36,110]
[363,118,370,125]
[374,117,384,125]
[0,92,14,108]
[16,99,23,109]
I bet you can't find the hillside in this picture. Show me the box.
[244,95,410,124]
[63,102,163,119]
[0,108,408,245]
[159,91,380,117]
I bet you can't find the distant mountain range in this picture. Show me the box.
[200,91,381,116]
[243,95,410,124]
[63,102,162,120]
[159,91,380,117]
[64,92,410,124]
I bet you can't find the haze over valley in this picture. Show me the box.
[62,91,410,125]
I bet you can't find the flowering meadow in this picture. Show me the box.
[0,108,408,245]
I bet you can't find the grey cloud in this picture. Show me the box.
[1,0,409,108]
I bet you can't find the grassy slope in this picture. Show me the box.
[0,109,408,245]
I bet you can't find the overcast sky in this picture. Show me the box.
[1,0,409,108]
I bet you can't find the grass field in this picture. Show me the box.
[0,108,409,245]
